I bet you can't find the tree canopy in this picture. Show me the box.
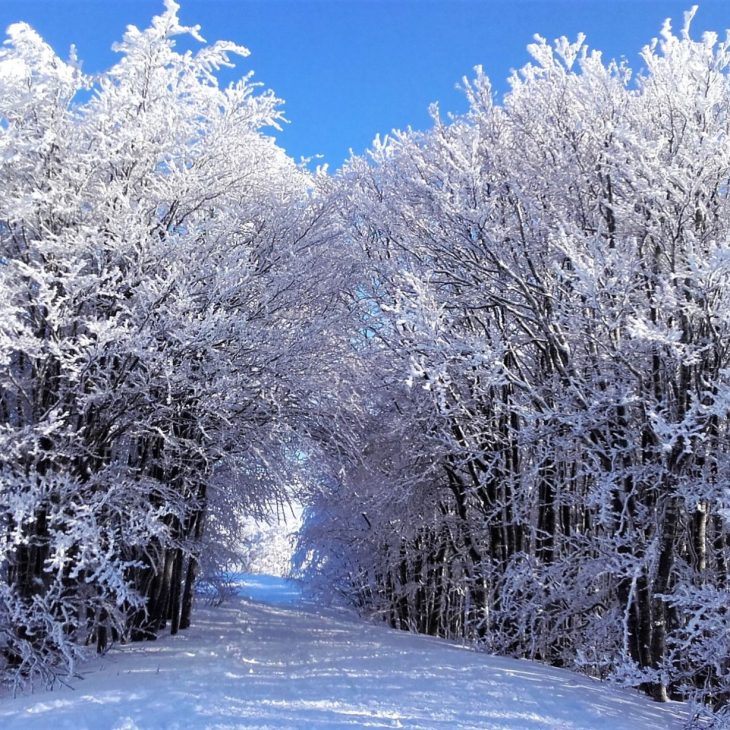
[1,2,729,721]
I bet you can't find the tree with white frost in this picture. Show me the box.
[0,0,340,688]
[300,8,730,714]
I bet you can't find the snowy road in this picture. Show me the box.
[0,575,689,729]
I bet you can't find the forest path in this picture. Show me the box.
[0,575,690,729]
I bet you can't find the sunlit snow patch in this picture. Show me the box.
[230,572,303,606]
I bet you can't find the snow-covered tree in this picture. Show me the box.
[3,0,729,718]
[0,0,341,689]
[300,9,730,713]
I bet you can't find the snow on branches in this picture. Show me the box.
[0,1,337,689]
[298,10,730,715]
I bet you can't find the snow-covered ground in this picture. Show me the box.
[0,575,690,729]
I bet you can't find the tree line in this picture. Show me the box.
[299,10,730,718]
[1,1,728,722]
[0,0,347,690]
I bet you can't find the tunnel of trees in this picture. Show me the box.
[1,1,729,720]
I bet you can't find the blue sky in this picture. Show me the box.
[1,1,729,169]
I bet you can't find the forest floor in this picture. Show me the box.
[0,574,691,729]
